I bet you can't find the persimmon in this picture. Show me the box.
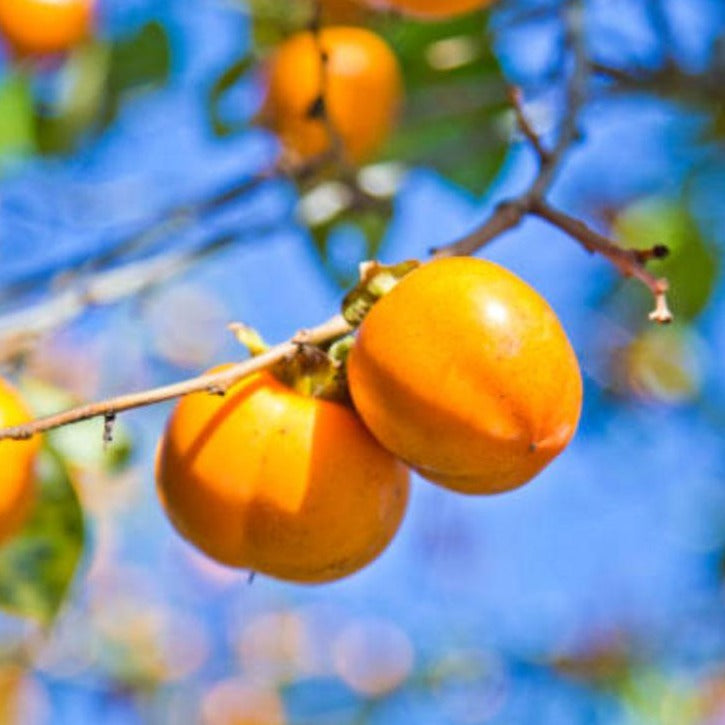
[361,0,494,19]
[0,378,40,542]
[0,0,95,56]
[347,257,583,495]
[155,370,409,583]
[260,27,402,164]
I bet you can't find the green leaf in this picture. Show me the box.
[614,196,719,321]
[0,72,36,167]
[207,53,256,138]
[377,11,510,194]
[20,378,134,474]
[36,41,111,155]
[0,448,85,625]
[341,259,420,326]
[302,181,395,288]
[246,0,317,51]
[102,21,172,126]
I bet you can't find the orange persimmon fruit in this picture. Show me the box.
[155,370,410,583]
[0,0,95,56]
[260,27,402,164]
[347,257,583,495]
[360,0,494,19]
[0,378,40,542]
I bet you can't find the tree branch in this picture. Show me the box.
[0,224,282,364]
[0,315,353,441]
[529,199,673,323]
[432,0,673,323]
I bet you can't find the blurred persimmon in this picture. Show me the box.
[0,378,40,542]
[155,370,409,583]
[361,0,494,19]
[260,26,402,164]
[0,0,95,56]
[347,257,583,495]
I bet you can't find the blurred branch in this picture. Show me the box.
[0,223,279,364]
[1,155,328,305]
[0,315,352,441]
[591,61,724,108]
[433,0,673,323]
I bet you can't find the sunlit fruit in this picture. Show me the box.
[261,27,402,164]
[361,0,494,19]
[0,378,40,542]
[155,370,409,583]
[347,257,583,495]
[0,0,95,56]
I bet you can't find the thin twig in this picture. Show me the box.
[431,0,672,322]
[529,199,673,323]
[434,0,590,258]
[0,315,353,441]
[508,87,552,163]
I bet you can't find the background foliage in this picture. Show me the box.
[0,0,724,722]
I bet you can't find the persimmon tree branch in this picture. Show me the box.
[0,315,352,441]
[433,0,673,323]
[528,200,672,323]
[2,153,333,306]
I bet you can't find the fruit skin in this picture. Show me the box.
[362,0,494,19]
[261,27,402,164]
[155,370,409,583]
[347,257,583,495]
[0,378,40,542]
[0,0,95,56]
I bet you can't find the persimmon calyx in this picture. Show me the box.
[228,322,350,402]
[342,259,420,326]
[228,322,270,356]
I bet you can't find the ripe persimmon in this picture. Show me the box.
[155,370,409,583]
[260,27,402,164]
[361,0,494,19]
[347,257,583,495]
[0,378,40,542]
[0,0,95,56]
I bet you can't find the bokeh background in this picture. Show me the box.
[0,0,724,722]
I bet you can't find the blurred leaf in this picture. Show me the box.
[102,21,172,126]
[610,324,705,405]
[619,668,704,725]
[207,53,255,138]
[0,448,85,625]
[36,41,111,155]
[0,73,36,166]
[21,378,134,474]
[614,196,719,321]
[304,185,395,288]
[36,23,171,154]
[247,0,316,50]
[342,259,420,325]
[377,11,510,194]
